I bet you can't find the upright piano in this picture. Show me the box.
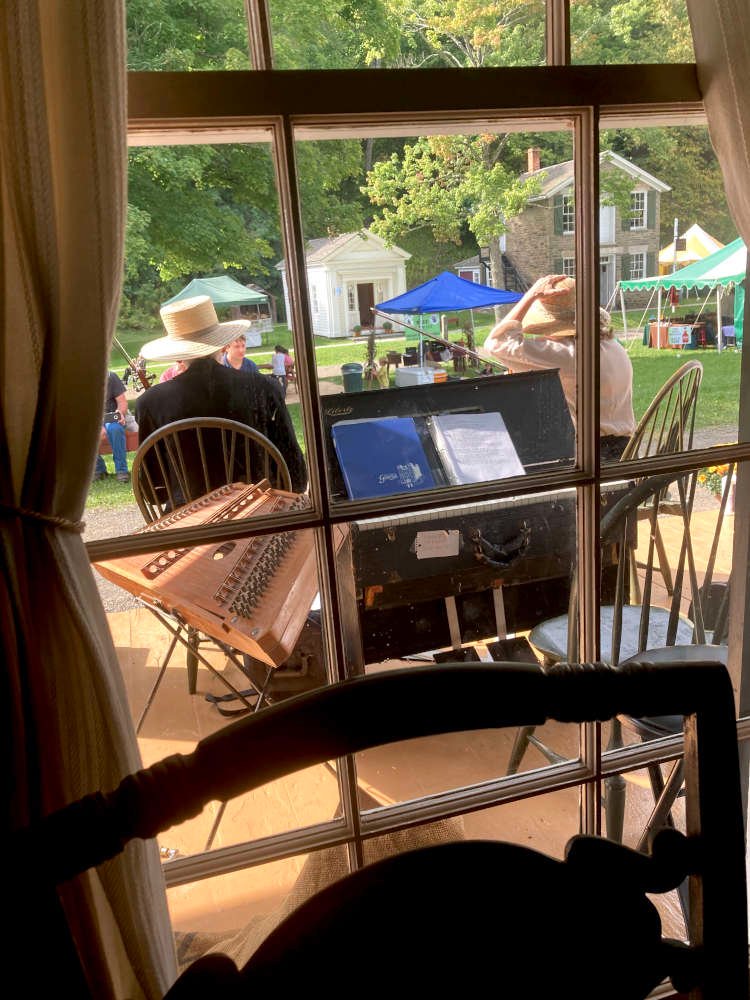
[323,371,622,668]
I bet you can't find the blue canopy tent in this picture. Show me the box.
[377,270,521,313]
[376,271,522,365]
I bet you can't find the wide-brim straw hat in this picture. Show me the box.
[521,276,612,339]
[140,295,251,362]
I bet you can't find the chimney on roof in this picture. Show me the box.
[527,147,541,173]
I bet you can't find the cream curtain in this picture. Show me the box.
[686,1,750,244]
[0,3,175,996]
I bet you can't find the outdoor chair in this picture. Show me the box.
[507,470,727,878]
[619,360,703,600]
[132,417,292,523]
[12,662,748,999]
[127,419,293,725]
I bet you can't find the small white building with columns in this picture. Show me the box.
[277,229,411,338]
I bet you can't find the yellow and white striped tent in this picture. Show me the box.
[658,223,724,274]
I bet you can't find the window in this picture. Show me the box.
[630,191,646,230]
[629,252,646,280]
[108,1,749,962]
[310,283,320,314]
[562,193,575,234]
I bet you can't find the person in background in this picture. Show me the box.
[159,360,187,383]
[283,347,294,387]
[272,344,288,398]
[136,296,306,494]
[223,333,260,374]
[482,274,635,463]
[93,370,130,483]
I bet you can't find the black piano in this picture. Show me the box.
[320,370,630,668]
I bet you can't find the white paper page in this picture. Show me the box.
[430,412,525,485]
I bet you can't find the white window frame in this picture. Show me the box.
[107,11,750,907]
[629,251,646,280]
[562,256,576,278]
[562,192,575,234]
[630,190,646,230]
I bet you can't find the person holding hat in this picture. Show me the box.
[482,274,635,463]
[135,295,306,494]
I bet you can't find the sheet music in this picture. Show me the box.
[428,411,525,486]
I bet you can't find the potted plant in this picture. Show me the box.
[382,320,393,335]
[352,323,362,337]
[698,460,736,512]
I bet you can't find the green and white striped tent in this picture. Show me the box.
[618,236,745,346]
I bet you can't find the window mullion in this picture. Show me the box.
[546,0,571,67]
[245,0,275,71]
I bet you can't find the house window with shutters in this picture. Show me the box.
[562,256,576,278]
[630,191,646,230]
[562,193,575,234]
[628,251,646,280]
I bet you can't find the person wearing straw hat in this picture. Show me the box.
[482,274,634,463]
[135,295,306,492]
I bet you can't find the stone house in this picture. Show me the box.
[277,229,410,338]
[504,148,670,305]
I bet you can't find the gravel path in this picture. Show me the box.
[83,503,143,612]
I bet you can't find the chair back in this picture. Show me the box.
[131,417,293,522]
[563,470,705,665]
[620,361,702,461]
[12,662,748,999]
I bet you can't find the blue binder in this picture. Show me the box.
[331,417,437,499]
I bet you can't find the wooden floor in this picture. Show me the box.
[104,505,734,953]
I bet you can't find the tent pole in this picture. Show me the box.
[619,285,628,338]
[717,286,723,352]
[656,286,662,350]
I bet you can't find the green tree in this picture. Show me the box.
[123,0,386,316]
[571,0,693,65]
[364,134,541,288]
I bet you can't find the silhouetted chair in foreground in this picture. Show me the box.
[12,662,748,999]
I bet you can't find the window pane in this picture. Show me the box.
[290,126,579,507]
[571,0,693,66]
[104,525,335,857]
[337,487,580,782]
[89,139,310,540]
[126,1,251,70]
[599,125,740,457]
[268,0,545,70]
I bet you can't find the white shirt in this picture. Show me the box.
[272,353,286,376]
[483,322,635,437]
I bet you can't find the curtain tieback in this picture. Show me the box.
[0,503,84,533]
